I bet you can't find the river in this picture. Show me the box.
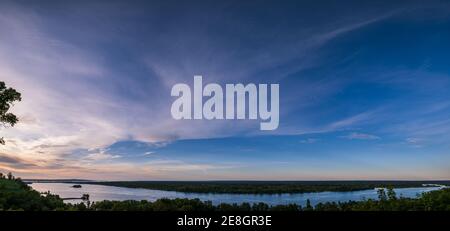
[30,183,445,206]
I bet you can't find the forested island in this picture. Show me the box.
[2,173,450,211]
[80,180,450,194]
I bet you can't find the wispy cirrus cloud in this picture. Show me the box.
[300,138,319,144]
[341,132,381,140]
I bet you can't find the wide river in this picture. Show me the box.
[30,183,444,206]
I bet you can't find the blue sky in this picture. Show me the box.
[0,0,449,180]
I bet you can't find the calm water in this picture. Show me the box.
[30,183,444,206]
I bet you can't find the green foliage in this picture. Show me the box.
[387,187,397,200]
[0,81,21,145]
[304,199,313,211]
[0,173,66,211]
[420,188,450,211]
[377,188,387,201]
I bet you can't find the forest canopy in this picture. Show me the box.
[0,81,21,145]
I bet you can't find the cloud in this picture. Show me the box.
[299,138,318,144]
[341,132,381,140]
[142,151,155,156]
[329,110,378,130]
[0,153,38,170]
[85,151,121,161]
[405,137,425,148]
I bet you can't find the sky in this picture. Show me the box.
[0,0,449,180]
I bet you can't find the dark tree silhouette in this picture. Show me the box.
[0,81,21,145]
